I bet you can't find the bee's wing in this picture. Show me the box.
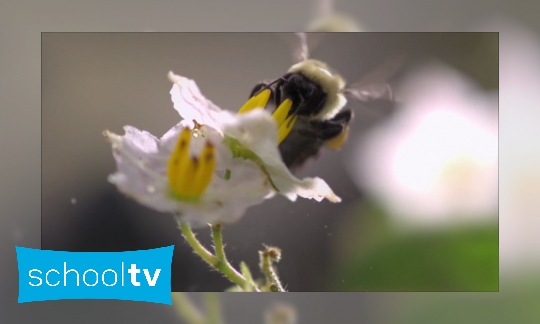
[344,82,394,102]
[310,0,334,22]
[294,32,310,62]
[344,53,407,102]
[279,33,324,63]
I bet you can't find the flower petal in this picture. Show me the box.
[104,127,176,213]
[105,123,273,227]
[168,71,234,132]
[169,71,341,203]
[220,109,342,203]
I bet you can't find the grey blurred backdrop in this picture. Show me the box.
[1,0,536,323]
[41,32,495,292]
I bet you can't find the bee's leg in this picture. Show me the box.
[239,83,274,114]
[298,120,341,140]
[313,122,345,140]
[251,77,287,100]
[249,82,270,98]
[324,125,350,150]
[330,109,354,124]
[304,109,353,150]
[323,109,353,150]
[273,78,286,109]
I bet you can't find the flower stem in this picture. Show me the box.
[210,223,252,290]
[259,247,285,292]
[177,218,254,291]
[179,221,218,266]
[172,292,206,324]
[211,224,227,262]
[203,292,224,324]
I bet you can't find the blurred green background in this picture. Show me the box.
[332,200,497,291]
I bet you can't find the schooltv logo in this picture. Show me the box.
[15,245,174,304]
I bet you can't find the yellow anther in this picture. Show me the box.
[277,115,298,144]
[167,128,192,192]
[191,143,216,196]
[272,98,293,127]
[167,128,215,201]
[175,157,198,198]
[238,88,271,114]
[325,125,350,150]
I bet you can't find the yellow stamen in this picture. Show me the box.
[277,115,298,144]
[175,157,198,198]
[325,125,350,150]
[272,98,293,127]
[167,128,215,201]
[167,128,192,191]
[238,88,271,114]
[191,143,216,196]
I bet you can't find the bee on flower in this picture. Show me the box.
[104,72,340,228]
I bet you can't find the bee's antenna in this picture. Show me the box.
[295,32,309,62]
[279,33,322,64]
[386,83,394,102]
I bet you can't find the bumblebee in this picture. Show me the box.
[239,33,402,171]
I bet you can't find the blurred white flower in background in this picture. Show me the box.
[264,303,298,324]
[480,20,540,278]
[305,0,364,32]
[306,12,364,32]
[348,62,498,230]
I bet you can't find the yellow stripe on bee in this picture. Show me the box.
[238,88,271,114]
[277,115,298,144]
[272,98,293,127]
[325,125,350,150]
[191,143,216,196]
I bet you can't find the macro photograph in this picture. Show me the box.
[41,32,498,292]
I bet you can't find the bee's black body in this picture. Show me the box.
[244,34,403,173]
[278,110,353,170]
[250,73,353,171]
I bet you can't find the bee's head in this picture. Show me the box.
[287,59,347,120]
[288,59,346,94]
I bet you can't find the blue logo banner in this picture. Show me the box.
[16,245,174,304]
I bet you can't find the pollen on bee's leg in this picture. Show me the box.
[272,98,293,128]
[192,142,216,196]
[325,125,350,150]
[277,115,298,144]
[238,88,272,114]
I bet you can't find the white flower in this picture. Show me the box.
[348,62,498,230]
[105,72,340,227]
[264,303,297,324]
[489,21,540,277]
[305,0,364,32]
